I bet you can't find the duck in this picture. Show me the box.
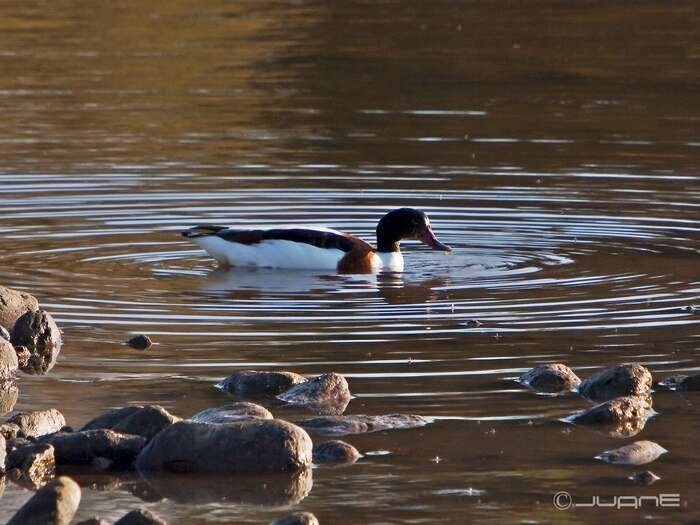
[182,207,450,273]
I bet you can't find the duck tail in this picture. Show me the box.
[181,225,227,239]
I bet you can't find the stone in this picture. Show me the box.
[82,405,180,441]
[519,363,580,393]
[8,408,66,437]
[565,396,654,426]
[278,372,351,415]
[126,334,153,350]
[7,475,81,525]
[0,285,39,330]
[659,373,700,391]
[40,429,147,465]
[596,441,668,465]
[0,324,10,341]
[629,470,661,485]
[0,433,5,474]
[0,338,18,379]
[6,442,56,489]
[190,402,273,423]
[578,364,652,402]
[298,414,432,436]
[0,381,18,416]
[217,370,307,397]
[313,440,361,464]
[136,419,312,474]
[114,509,168,525]
[0,422,21,439]
[10,310,62,374]
[75,519,111,525]
[270,512,320,525]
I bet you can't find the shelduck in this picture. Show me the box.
[182,207,450,273]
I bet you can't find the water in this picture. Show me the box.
[1,1,699,523]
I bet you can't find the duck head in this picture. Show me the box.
[376,208,451,253]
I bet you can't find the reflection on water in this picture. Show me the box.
[1,0,700,523]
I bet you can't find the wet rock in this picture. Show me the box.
[596,440,668,465]
[519,363,580,393]
[140,467,312,506]
[7,475,81,525]
[660,373,700,391]
[0,285,39,330]
[190,402,273,423]
[298,414,432,436]
[565,396,654,426]
[313,440,361,464]
[14,345,31,368]
[82,405,180,441]
[0,434,5,474]
[40,429,147,465]
[136,419,312,474]
[6,442,56,489]
[0,381,18,416]
[658,374,687,390]
[126,334,153,350]
[0,421,21,439]
[0,324,10,341]
[217,370,307,397]
[0,338,18,379]
[630,470,661,485]
[10,310,62,374]
[278,372,351,414]
[8,408,67,437]
[270,512,320,525]
[578,363,652,402]
[114,509,168,525]
[75,519,111,525]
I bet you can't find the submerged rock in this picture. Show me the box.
[8,408,67,438]
[313,440,361,464]
[190,402,273,423]
[630,470,661,485]
[0,324,10,341]
[7,475,81,525]
[270,512,320,525]
[126,334,153,350]
[298,414,432,436]
[659,373,700,391]
[136,420,312,474]
[0,285,39,330]
[519,363,580,393]
[217,370,307,397]
[6,442,56,489]
[278,372,351,415]
[10,310,62,374]
[0,381,18,416]
[578,364,652,402]
[0,338,18,380]
[596,440,668,465]
[565,396,654,426]
[40,429,147,465]
[81,405,180,441]
[114,509,168,525]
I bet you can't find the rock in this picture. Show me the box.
[0,324,10,341]
[278,372,351,414]
[7,475,81,525]
[578,364,652,402]
[10,310,62,374]
[114,509,168,525]
[126,334,153,350]
[0,421,21,438]
[136,419,312,474]
[190,402,273,423]
[6,442,56,489]
[140,467,312,506]
[14,345,31,368]
[82,405,180,441]
[0,338,18,379]
[630,470,661,485]
[0,381,18,416]
[217,370,307,397]
[39,429,147,465]
[658,374,687,390]
[270,512,320,525]
[519,363,580,393]
[596,440,668,465]
[0,434,5,474]
[298,414,432,436]
[564,396,654,426]
[75,519,111,525]
[659,373,700,391]
[313,440,361,464]
[0,285,39,330]
[8,408,67,437]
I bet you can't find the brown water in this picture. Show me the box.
[1,1,699,523]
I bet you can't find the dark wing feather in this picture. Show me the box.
[216,228,374,253]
